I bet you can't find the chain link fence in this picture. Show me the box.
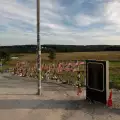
[1,60,120,91]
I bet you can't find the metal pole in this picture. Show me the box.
[1,59,2,73]
[36,0,41,95]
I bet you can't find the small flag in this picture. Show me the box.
[77,88,82,96]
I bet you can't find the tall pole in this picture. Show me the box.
[36,0,41,95]
[1,59,3,73]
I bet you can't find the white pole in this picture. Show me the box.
[36,0,41,95]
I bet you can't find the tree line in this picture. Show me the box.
[0,44,120,54]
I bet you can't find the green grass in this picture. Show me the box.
[109,61,120,80]
[109,61,120,88]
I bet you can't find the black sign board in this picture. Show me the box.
[86,60,109,104]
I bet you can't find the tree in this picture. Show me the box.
[0,51,6,59]
[0,51,10,64]
[48,48,56,61]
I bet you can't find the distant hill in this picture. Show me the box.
[0,44,120,53]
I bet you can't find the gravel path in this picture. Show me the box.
[0,73,119,120]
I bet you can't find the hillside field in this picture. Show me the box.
[10,51,120,61]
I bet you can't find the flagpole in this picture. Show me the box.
[36,0,41,95]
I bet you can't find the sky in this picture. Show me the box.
[0,0,120,45]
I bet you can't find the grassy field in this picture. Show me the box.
[1,51,120,88]
[11,51,120,61]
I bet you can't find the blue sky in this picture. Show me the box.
[0,0,120,45]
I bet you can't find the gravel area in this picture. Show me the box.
[0,73,119,120]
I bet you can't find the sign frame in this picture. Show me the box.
[87,62,105,92]
[86,60,109,104]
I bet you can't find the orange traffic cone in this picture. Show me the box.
[107,90,112,107]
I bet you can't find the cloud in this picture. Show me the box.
[0,0,120,45]
[74,14,100,26]
[105,1,120,25]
